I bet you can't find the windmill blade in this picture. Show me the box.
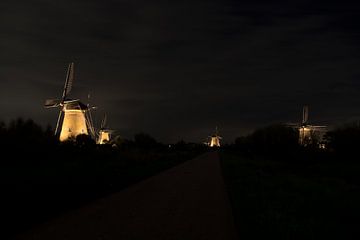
[85,110,96,139]
[44,99,61,108]
[302,105,309,124]
[284,122,300,127]
[86,92,91,107]
[311,125,327,129]
[54,110,63,135]
[61,62,74,101]
[65,62,74,96]
[101,114,107,129]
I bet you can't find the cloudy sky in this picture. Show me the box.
[1,0,360,143]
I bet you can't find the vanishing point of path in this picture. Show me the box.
[15,152,238,240]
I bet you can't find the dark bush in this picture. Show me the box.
[134,132,160,149]
[234,124,299,157]
[325,123,360,156]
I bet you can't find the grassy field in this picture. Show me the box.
[220,151,360,240]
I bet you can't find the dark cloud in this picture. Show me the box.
[1,0,360,143]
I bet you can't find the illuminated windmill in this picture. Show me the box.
[44,63,96,141]
[298,105,327,146]
[208,127,222,147]
[97,114,112,144]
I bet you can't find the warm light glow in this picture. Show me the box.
[298,126,312,146]
[59,109,89,141]
[210,136,221,147]
[98,131,110,144]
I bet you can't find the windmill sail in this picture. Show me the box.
[44,99,61,108]
[61,62,74,101]
[54,110,63,135]
[101,114,107,129]
[302,105,309,125]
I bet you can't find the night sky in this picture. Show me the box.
[1,0,360,143]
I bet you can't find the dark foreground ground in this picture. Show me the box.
[5,142,360,240]
[0,144,204,239]
[220,151,360,240]
[14,152,237,240]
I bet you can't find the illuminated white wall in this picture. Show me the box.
[299,127,312,145]
[98,131,110,144]
[210,136,221,147]
[59,110,89,141]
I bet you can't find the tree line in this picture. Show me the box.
[1,118,360,156]
[229,123,360,159]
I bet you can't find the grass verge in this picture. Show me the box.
[220,151,360,240]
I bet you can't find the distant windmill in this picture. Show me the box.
[97,114,112,144]
[44,63,95,141]
[298,105,327,146]
[208,127,222,147]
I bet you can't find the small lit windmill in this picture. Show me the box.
[44,63,95,141]
[297,105,327,146]
[208,127,222,147]
[97,114,112,144]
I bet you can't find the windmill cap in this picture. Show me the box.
[64,100,88,110]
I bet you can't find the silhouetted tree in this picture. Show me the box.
[235,124,299,157]
[75,134,96,148]
[111,135,124,147]
[134,133,159,149]
[325,123,360,156]
[173,140,187,151]
[234,136,251,153]
[3,118,55,147]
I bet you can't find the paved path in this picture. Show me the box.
[15,152,238,240]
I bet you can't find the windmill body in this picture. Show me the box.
[299,105,312,145]
[98,130,111,144]
[59,100,89,141]
[297,105,327,146]
[45,63,94,142]
[298,126,313,146]
[97,114,112,144]
[210,135,221,147]
[208,127,222,147]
